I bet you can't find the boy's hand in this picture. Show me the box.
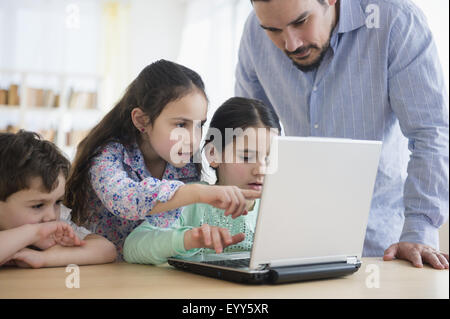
[197,185,261,219]
[184,224,245,253]
[11,248,46,269]
[1,258,18,267]
[33,221,85,250]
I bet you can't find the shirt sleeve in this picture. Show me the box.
[235,12,284,135]
[123,204,204,265]
[59,205,91,240]
[387,7,449,249]
[235,13,274,107]
[89,143,184,221]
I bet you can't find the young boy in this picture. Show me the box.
[0,130,117,268]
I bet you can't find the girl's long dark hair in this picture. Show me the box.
[65,59,206,225]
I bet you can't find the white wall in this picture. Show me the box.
[98,0,188,111]
[412,0,449,93]
[176,0,252,115]
[129,0,187,80]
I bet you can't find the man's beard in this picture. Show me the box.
[286,40,331,72]
[285,23,334,73]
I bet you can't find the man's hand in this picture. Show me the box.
[184,224,245,253]
[384,242,449,269]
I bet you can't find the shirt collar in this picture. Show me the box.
[336,0,367,34]
[329,0,366,52]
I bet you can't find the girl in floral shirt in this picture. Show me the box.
[123,97,281,265]
[65,60,260,259]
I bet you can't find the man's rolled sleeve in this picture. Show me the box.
[400,214,440,249]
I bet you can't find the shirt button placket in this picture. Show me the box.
[310,84,319,136]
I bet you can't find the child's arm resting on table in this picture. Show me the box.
[11,234,117,268]
[0,221,83,266]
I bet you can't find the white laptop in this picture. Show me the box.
[168,136,382,284]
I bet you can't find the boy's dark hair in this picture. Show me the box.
[0,130,70,201]
[65,59,207,224]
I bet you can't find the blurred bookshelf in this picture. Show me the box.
[0,69,104,160]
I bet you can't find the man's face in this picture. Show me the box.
[0,174,65,230]
[253,0,338,72]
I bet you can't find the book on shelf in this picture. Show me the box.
[38,129,57,142]
[0,126,57,143]
[26,88,58,107]
[26,88,43,107]
[8,84,20,105]
[0,89,7,105]
[68,89,97,109]
[53,94,60,108]
[43,89,57,107]
[0,125,20,133]
[66,129,90,147]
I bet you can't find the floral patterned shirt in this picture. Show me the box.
[84,141,199,260]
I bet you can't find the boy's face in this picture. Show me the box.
[0,174,65,230]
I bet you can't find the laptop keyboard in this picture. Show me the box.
[203,258,251,268]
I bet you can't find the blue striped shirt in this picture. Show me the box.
[235,0,449,256]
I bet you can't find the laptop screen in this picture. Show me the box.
[250,137,382,269]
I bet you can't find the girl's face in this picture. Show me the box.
[212,126,277,191]
[139,90,208,168]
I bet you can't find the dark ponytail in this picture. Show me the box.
[205,97,281,149]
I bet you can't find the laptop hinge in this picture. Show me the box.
[257,263,270,270]
[346,256,358,264]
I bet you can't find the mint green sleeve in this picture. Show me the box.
[123,204,204,265]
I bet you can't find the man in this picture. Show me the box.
[235,0,449,269]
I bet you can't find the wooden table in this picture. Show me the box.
[0,258,448,299]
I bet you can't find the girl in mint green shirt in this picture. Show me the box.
[123,97,281,265]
